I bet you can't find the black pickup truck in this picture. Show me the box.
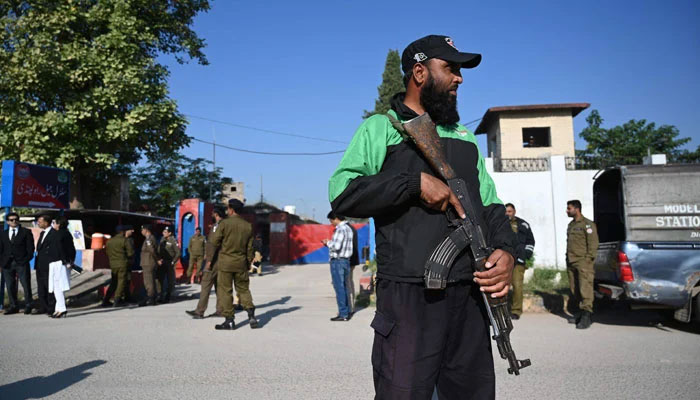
[593,163,700,323]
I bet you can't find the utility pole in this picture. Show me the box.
[260,175,263,204]
[209,128,216,201]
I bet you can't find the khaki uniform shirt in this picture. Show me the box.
[106,232,135,269]
[204,223,220,270]
[140,234,158,268]
[209,215,253,273]
[188,234,205,257]
[158,236,180,265]
[566,216,599,263]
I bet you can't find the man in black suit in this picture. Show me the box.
[34,214,66,315]
[1,212,36,315]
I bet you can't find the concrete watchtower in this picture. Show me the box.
[474,103,590,159]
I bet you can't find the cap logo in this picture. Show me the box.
[445,37,457,50]
[414,52,427,62]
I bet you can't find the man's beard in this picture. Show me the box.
[420,73,460,126]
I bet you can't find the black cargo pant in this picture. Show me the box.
[371,279,495,400]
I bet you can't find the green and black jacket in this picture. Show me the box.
[328,94,516,283]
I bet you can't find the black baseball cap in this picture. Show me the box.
[228,199,244,212]
[401,35,481,74]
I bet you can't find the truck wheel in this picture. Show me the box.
[694,293,700,323]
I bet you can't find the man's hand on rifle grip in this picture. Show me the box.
[473,249,514,298]
[419,172,466,219]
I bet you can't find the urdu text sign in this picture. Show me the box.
[0,160,70,209]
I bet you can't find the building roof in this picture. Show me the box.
[25,208,174,222]
[474,103,590,134]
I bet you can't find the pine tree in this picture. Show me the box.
[363,49,405,119]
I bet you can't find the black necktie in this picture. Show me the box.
[38,231,45,248]
[10,229,16,241]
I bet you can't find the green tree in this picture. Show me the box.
[673,145,700,163]
[0,1,210,206]
[130,154,232,216]
[578,109,697,164]
[363,49,405,119]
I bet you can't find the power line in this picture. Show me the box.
[185,114,349,145]
[190,137,345,156]
[463,117,482,127]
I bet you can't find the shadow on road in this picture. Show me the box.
[63,303,140,318]
[234,306,302,329]
[0,359,106,399]
[533,290,572,320]
[257,296,292,309]
[533,291,700,334]
[591,301,700,334]
[251,263,283,277]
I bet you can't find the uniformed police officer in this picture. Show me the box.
[211,199,259,330]
[505,203,535,320]
[157,226,180,304]
[187,227,205,282]
[186,208,225,319]
[566,199,599,329]
[103,225,135,307]
[138,224,159,307]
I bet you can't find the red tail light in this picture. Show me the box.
[617,251,634,282]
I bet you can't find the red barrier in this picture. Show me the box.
[288,224,333,262]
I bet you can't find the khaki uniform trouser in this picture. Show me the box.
[105,266,128,301]
[567,259,595,313]
[195,266,222,315]
[218,270,254,318]
[509,264,526,316]
[187,255,203,278]
[142,265,157,298]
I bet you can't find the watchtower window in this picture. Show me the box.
[231,187,237,192]
[522,127,551,148]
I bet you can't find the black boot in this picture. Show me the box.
[576,311,592,329]
[138,297,149,307]
[567,312,581,324]
[215,318,235,330]
[247,308,260,329]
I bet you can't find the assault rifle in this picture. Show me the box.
[393,112,531,375]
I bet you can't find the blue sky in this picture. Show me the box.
[164,1,700,220]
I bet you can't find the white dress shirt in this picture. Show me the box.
[39,226,52,246]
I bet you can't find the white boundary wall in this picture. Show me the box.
[485,155,597,269]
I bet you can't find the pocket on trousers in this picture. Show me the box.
[371,311,396,380]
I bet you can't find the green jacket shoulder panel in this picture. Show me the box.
[328,113,404,202]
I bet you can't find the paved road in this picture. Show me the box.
[0,264,698,400]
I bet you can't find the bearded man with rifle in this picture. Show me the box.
[328,35,528,399]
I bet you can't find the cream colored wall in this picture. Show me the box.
[494,110,576,158]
